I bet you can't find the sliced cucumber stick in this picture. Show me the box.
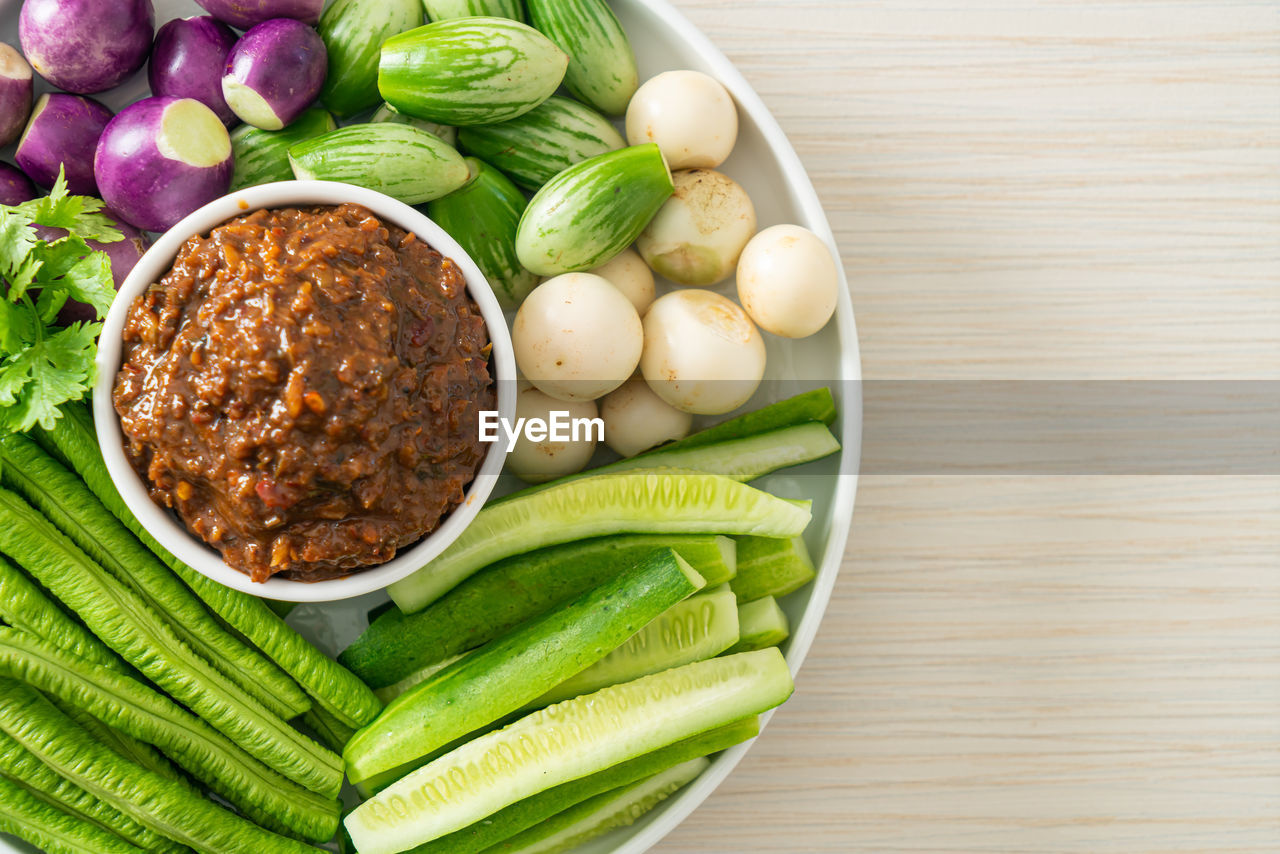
[530,584,740,708]
[726,596,791,654]
[342,533,736,690]
[345,649,793,854]
[731,536,817,603]
[345,549,706,785]
[410,718,759,854]
[492,758,709,854]
[389,471,809,614]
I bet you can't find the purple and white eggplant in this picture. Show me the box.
[94,97,233,232]
[0,162,37,206]
[195,0,324,31]
[222,18,327,131]
[149,16,239,126]
[0,43,34,147]
[18,0,155,94]
[15,94,114,196]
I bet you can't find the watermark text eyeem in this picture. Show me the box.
[479,411,604,445]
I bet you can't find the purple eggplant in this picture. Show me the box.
[0,162,37,206]
[194,0,324,31]
[18,0,154,94]
[149,16,239,126]
[222,18,327,131]
[94,97,233,233]
[15,93,114,196]
[0,43,34,146]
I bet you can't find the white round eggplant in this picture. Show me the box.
[737,224,840,339]
[16,94,114,195]
[513,272,643,402]
[507,383,600,484]
[0,162,36,206]
[150,17,238,126]
[636,168,757,287]
[94,97,233,232]
[641,288,766,415]
[195,0,324,30]
[222,19,327,131]
[18,0,154,95]
[0,43,33,147]
[600,376,693,458]
[588,248,655,315]
[625,70,738,170]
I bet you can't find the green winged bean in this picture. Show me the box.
[34,402,383,730]
[0,726,184,854]
[0,489,344,798]
[0,628,340,842]
[0,774,146,854]
[0,681,326,854]
[0,433,310,721]
[0,554,122,673]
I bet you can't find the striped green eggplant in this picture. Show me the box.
[457,95,625,191]
[231,107,336,191]
[288,123,469,205]
[427,158,538,308]
[423,0,525,22]
[516,143,673,276]
[526,0,639,116]
[319,0,422,117]
[371,102,458,148]
[378,17,567,126]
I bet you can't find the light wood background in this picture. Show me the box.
[660,2,1280,852]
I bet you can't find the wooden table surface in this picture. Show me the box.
[660,2,1280,852]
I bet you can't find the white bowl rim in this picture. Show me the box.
[94,180,518,604]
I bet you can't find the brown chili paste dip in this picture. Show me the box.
[114,204,495,582]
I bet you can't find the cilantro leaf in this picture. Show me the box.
[0,300,39,357]
[0,322,100,432]
[35,236,116,319]
[0,207,39,283]
[19,171,123,244]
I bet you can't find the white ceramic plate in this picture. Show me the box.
[0,1,861,851]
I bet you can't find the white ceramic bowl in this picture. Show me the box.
[93,180,518,603]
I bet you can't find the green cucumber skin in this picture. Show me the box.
[726,596,791,654]
[231,107,337,191]
[653,388,839,455]
[516,143,673,276]
[0,775,146,854]
[389,471,810,614]
[0,728,180,854]
[532,584,740,708]
[342,533,736,690]
[0,681,325,854]
[32,401,384,731]
[0,432,310,721]
[372,103,458,147]
[344,549,705,784]
[423,0,525,22]
[500,421,841,502]
[427,157,537,308]
[526,0,638,117]
[410,717,759,854]
[495,757,709,854]
[379,18,567,126]
[290,123,469,204]
[457,95,625,191]
[346,649,793,853]
[0,628,340,842]
[0,554,121,674]
[730,536,817,603]
[0,489,344,800]
[320,0,423,117]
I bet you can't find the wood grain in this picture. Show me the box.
[659,1,1280,851]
